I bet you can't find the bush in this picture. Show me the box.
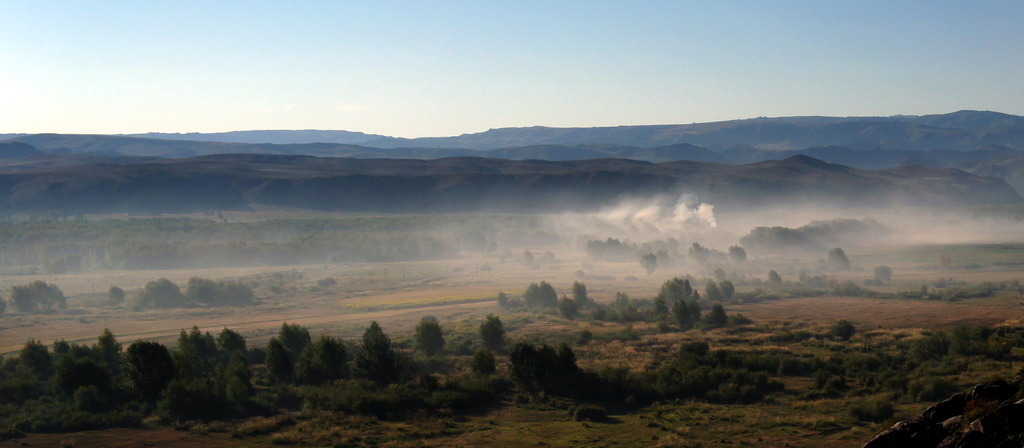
[849,397,894,422]
[571,404,607,421]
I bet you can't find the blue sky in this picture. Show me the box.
[2,1,1022,137]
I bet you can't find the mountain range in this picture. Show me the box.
[3,111,1024,213]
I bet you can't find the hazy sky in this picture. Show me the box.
[2,1,1023,137]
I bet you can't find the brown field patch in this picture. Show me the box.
[729,296,1020,330]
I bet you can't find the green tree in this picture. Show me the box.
[640,252,658,275]
[10,280,66,313]
[174,326,219,380]
[264,338,293,384]
[828,248,851,271]
[124,341,176,402]
[414,317,445,356]
[524,281,558,308]
[480,314,506,351]
[55,357,111,396]
[94,328,122,376]
[471,348,496,375]
[719,280,735,300]
[688,301,702,322]
[217,328,247,356]
[707,303,728,328]
[19,339,54,381]
[571,281,592,308]
[296,335,348,385]
[671,300,692,329]
[705,282,723,302]
[558,296,578,320]
[728,245,747,263]
[873,266,893,285]
[136,278,186,309]
[107,286,125,306]
[832,320,856,341]
[657,277,694,304]
[276,322,311,358]
[354,321,400,385]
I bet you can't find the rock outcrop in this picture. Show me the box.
[864,376,1024,448]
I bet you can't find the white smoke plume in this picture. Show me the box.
[558,194,718,242]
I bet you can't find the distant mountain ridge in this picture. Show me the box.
[75,110,1024,151]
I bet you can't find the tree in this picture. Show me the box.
[705,282,723,302]
[640,253,657,275]
[136,278,186,309]
[107,286,125,306]
[657,277,694,304]
[95,328,122,376]
[414,317,445,356]
[217,328,247,356]
[671,300,693,329]
[768,270,782,284]
[10,280,66,313]
[55,357,111,395]
[471,348,496,375]
[719,280,735,300]
[571,281,592,308]
[480,314,506,351]
[707,304,728,328]
[558,296,578,320]
[19,339,54,381]
[187,277,255,306]
[124,341,176,402]
[0,295,5,315]
[827,248,851,271]
[524,281,558,308]
[295,335,348,385]
[497,291,510,308]
[688,301,702,322]
[354,321,400,385]
[276,322,311,358]
[174,326,219,380]
[264,338,293,384]
[728,246,747,263]
[873,266,893,285]
[832,320,856,341]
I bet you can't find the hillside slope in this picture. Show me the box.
[0,155,1017,214]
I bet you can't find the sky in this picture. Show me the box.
[2,1,1023,137]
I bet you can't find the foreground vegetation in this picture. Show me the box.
[2,275,1021,446]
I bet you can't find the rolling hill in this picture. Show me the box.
[0,155,1017,215]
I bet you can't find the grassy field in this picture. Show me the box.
[3,229,1024,447]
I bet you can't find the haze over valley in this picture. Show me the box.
[4,2,1024,447]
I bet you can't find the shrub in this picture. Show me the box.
[849,397,894,422]
[572,404,607,421]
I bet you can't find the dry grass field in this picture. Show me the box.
[3,233,1024,447]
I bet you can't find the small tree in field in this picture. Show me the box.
[640,253,657,275]
[832,320,856,341]
[828,248,851,271]
[558,296,578,320]
[354,321,400,385]
[108,286,125,306]
[873,266,893,285]
[414,317,445,356]
[471,348,496,375]
[480,314,506,351]
[728,245,747,263]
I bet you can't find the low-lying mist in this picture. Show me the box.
[545,194,1024,256]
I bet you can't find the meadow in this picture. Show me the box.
[1,213,1022,447]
